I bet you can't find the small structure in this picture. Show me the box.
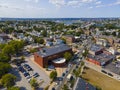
[52,58,66,67]
[67,74,73,81]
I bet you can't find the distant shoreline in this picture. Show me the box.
[0,17,120,21]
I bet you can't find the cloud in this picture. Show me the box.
[67,0,101,8]
[95,1,101,4]
[95,0,120,8]
[25,0,39,3]
[88,6,93,9]
[0,4,23,10]
[49,0,65,7]
[81,0,96,3]
[67,1,79,6]
[113,0,120,5]
[0,2,46,18]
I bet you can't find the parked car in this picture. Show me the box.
[33,73,39,78]
[27,78,31,83]
[23,64,33,71]
[23,72,30,77]
[62,73,65,77]
[58,77,63,81]
[18,66,26,73]
[52,88,55,90]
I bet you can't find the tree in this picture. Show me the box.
[62,84,69,90]
[9,40,24,54]
[61,38,66,44]
[49,71,57,80]
[82,49,88,58]
[30,78,39,90]
[0,62,11,78]
[39,38,44,44]
[0,53,10,62]
[2,45,15,56]
[41,30,47,37]
[30,48,37,53]
[64,52,72,62]
[73,69,79,77]
[8,86,20,90]
[1,74,16,88]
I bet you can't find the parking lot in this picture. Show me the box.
[11,65,31,90]
[25,55,50,88]
[11,54,50,90]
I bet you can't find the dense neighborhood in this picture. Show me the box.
[0,18,120,90]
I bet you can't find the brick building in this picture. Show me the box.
[87,44,115,66]
[34,44,73,68]
[87,52,115,66]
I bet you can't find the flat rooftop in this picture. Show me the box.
[90,44,103,52]
[88,52,115,64]
[104,61,120,75]
[74,78,96,90]
[37,44,71,57]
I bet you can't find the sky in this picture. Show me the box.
[0,0,120,18]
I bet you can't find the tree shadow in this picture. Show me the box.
[82,71,86,74]
[84,66,89,70]
[36,88,44,90]
[10,67,22,82]
[20,87,27,90]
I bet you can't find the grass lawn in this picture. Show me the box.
[82,67,120,90]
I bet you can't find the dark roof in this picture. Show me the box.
[74,78,96,90]
[37,44,71,57]
[0,33,9,39]
[104,61,120,75]
[88,52,115,65]
[90,44,103,52]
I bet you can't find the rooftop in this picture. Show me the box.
[88,52,115,65]
[74,78,96,90]
[37,44,71,57]
[90,44,103,52]
[104,61,120,75]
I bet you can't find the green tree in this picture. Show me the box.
[62,84,69,90]
[0,53,10,62]
[0,44,6,50]
[39,38,44,44]
[2,45,15,56]
[8,86,20,90]
[9,40,24,54]
[82,49,88,58]
[64,52,72,62]
[1,74,16,88]
[0,62,11,78]
[30,78,39,90]
[49,71,57,80]
[73,69,79,77]
[30,48,37,53]
[61,38,66,44]
[41,30,47,37]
